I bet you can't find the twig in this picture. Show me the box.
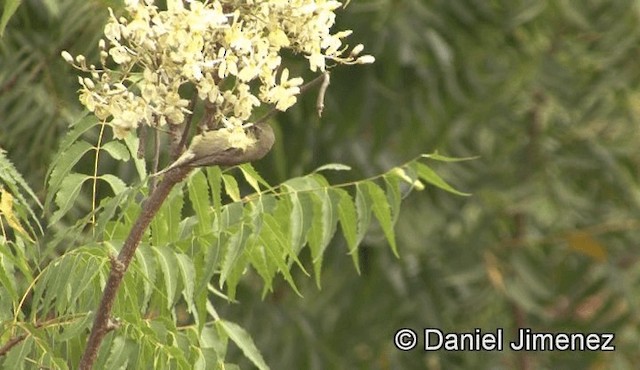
[79,166,191,370]
[0,334,27,357]
[316,72,330,117]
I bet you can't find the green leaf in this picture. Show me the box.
[0,147,42,209]
[219,223,249,298]
[286,192,313,256]
[239,163,270,192]
[51,173,90,224]
[206,166,223,214]
[176,253,196,314]
[0,0,21,37]
[195,234,220,296]
[421,152,478,162]
[364,181,398,256]
[0,252,18,302]
[123,134,148,179]
[134,245,157,312]
[100,174,128,195]
[414,162,470,196]
[217,320,270,370]
[384,174,402,224]
[246,234,275,294]
[260,214,302,295]
[313,163,352,172]
[104,336,134,370]
[222,174,241,202]
[307,188,340,285]
[4,335,32,370]
[152,246,180,310]
[94,187,132,239]
[58,314,92,341]
[354,183,372,246]
[66,253,103,312]
[102,141,130,161]
[336,189,359,271]
[188,171,212,234]
[46,140,93,209]
[151,187,184,244]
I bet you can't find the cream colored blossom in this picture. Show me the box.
[63,0,373,139]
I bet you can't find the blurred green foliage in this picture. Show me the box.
[2,0,640,369]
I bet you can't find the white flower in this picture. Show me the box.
[65,0,374,139]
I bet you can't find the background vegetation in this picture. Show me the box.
[2,0,640,369]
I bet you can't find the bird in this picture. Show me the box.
[153,121,275,176]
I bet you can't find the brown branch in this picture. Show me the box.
[79,166,191,370]
[0,334,27,357]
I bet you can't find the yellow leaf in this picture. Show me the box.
[484,252,505,292]
[0,188,34,242]
[565,231,606,262]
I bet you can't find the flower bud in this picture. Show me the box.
[350,44,364,57]
[61,51,74,64]
[357,55,375,64]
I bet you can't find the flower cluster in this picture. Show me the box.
[63,0,374,141]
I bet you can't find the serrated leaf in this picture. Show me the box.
[246,234,274,295]
[307,188,340,285]
[239,163,270,192]
[102,141,130,161]
[222,174,240,202]
[4,335,32,370]
[176,253,196,313]
[313,163,352,172]
[216,320,270,370]
[104,336,132,370]
[355,183,372,246]
[134,245,157,312]
[336,189,359,272]
[206,167,223,215]
[0,251,18,302]
[95,187,136,239]
[59,314,92,341]
[51,173,90,224]
[414,162,470,196]
[286,192,313,256]
[219,223,249,296]
[152,246,179,310]
[260,214,302,295]
[46,140,93,208]
[195,234,220,296]
[67,255,102,312]
[364,182,398,256]
[123,134,147,179]
[421,152,478,162]
[151,187,184,244]
[220,202,244,230]
[0,147,43,210]
[46,114,97,179]
[100,174,127,195]
[0,188,32,241]
[188,171,212,235]
[384,174,402,223]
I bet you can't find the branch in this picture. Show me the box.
[0,334,26,357]
[79,166,191,370]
